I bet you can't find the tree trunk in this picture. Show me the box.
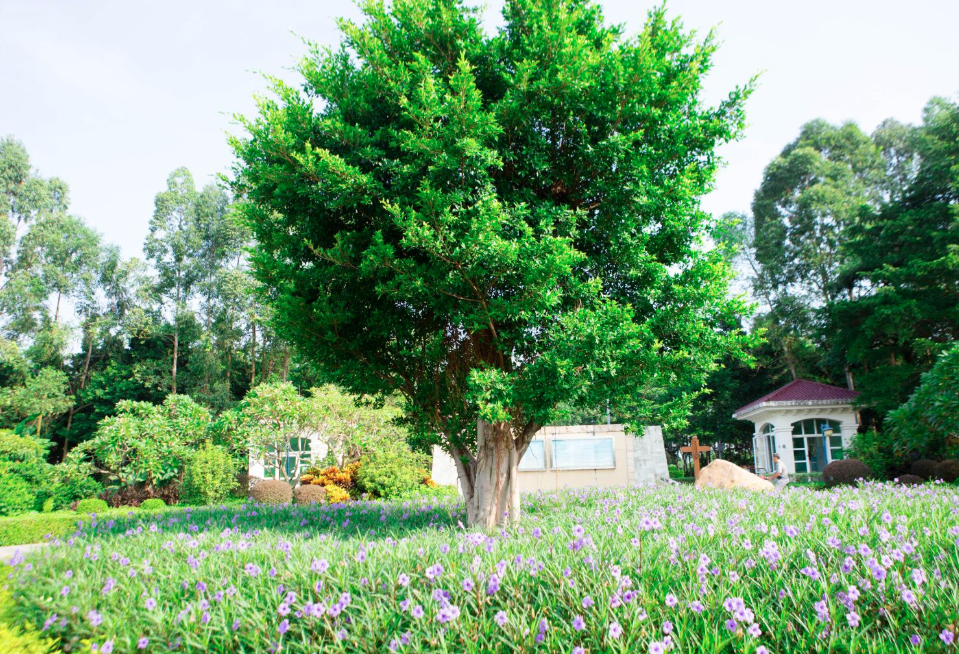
[171,328,179,395]
[281,349,291,381]
[456,419,540,530]
[250,321,257,386]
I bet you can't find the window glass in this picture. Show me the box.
[792,422,803,435]
[518,441,547,471]
[793,447,807,462]
[551,438,615,470]
[792,437,804,449]
[795,461,808,473]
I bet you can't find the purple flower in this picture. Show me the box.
[87,610,102,627]
[609,622,623,640]
[232,619,241,631]
[748,623,762,637]
[572,615,585,631]
[244,563,260,577]
[60,586,70,597]
[910,635,921,646]
[411,605,424,619]
[311,559,329,573]
[649,642,666,654]
[102,641,114,654]
[665,593,678,608]
[573,649,585,654]
[846,612,860,628]
[941,630,955,646]
[725,619,738,633]
[756,648,769,654]
[278,619,289,635]
[462,578,474,592]
[494,611,508,627]
[137,637,149,650]
[662,620,673,635]
[145,597,156,611]
[582,596,594,609]
[398,573,410,587]
[689,600,704,613]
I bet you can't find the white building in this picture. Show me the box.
[733,379,860,476]
[248,431,329,482]
[432,424,670,494]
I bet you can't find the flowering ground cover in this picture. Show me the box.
[5,482,959,653]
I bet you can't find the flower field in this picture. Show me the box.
[5,482,959,653]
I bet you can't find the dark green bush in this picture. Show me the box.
[76,498,108,514]
[355,441,430,500]
[822,459,872,488]
[139,498,167,511]
[181,442,237,506]
[911,459,939,480]
[249,480,292,505]
[935,459,959,483]
[667,464,683,480]
[848,430,896,480]
[293,484,327,505]
[896,474,924,486]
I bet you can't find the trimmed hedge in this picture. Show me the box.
[896,474,924,486]
[76,498,109,514]
[250,480,292,505]
[139,498,167,511]
[823,459,873,488]
[935,459,959,483]
[293,485,327,505]
[911,459,939,480]
[0,512,81,547]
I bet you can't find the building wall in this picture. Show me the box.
[431,424,669,495]
[742,405,859,476]
[248,431,329,482]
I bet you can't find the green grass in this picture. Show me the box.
[4,483,959,653]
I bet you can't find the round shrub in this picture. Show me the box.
[233,474,261,498]
[355,441,430,499]
[896,474,924,486]
[324,484,351,504]
[0,473,36,516]
[182,442,237,506]
[822,459,872,488]
[911,459,939,480]
[293,484,327,505]
[934,459,959,483]
[77,498,109,514]
[140,498,167,511]
[250,480,292,505]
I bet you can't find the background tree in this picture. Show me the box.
[232,0,753,527]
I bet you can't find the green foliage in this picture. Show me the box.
[0,511,81,546]
[885,342,959,459]
[356,441,431,500]
[0,475,35,517]
[232,0,753,523]
[0,565,57,654]
[667,464,683,480]
[848,430,897,481]
[76,498,108,514]
[181,442,237,506]
[45,456,101,512]
[72,394,212,494]
[395,485,461,502]
[139,498,167,511]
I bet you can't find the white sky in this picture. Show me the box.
[1,0,957,259]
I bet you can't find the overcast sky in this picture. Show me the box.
[1,0,957,259]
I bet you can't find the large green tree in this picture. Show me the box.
[232,0,752,527]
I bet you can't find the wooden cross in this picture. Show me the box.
[680,436,712,480]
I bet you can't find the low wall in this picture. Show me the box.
[431,424,668,495]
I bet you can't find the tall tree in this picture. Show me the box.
[232,0,753,527]
[145,168,201,394]
[830,97,959,417]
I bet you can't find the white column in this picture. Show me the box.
[773,423,796,475]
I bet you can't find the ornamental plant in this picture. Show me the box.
[231,0,754,528]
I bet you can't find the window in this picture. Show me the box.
[551,438,615,470]
[519,440,547,471]
[262,437,315,480]
[791,419,842,473]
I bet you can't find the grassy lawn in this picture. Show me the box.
[3,483,958,653]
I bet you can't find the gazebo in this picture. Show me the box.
[733,379,860,476]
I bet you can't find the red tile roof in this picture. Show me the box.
[734,379,860,416]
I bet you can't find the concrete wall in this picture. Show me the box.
[431,424,668,495]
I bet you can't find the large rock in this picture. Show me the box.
[696,459,774,492]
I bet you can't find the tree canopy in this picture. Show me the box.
[232,0,753,526]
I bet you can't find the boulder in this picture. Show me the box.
[696,459,774,492]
